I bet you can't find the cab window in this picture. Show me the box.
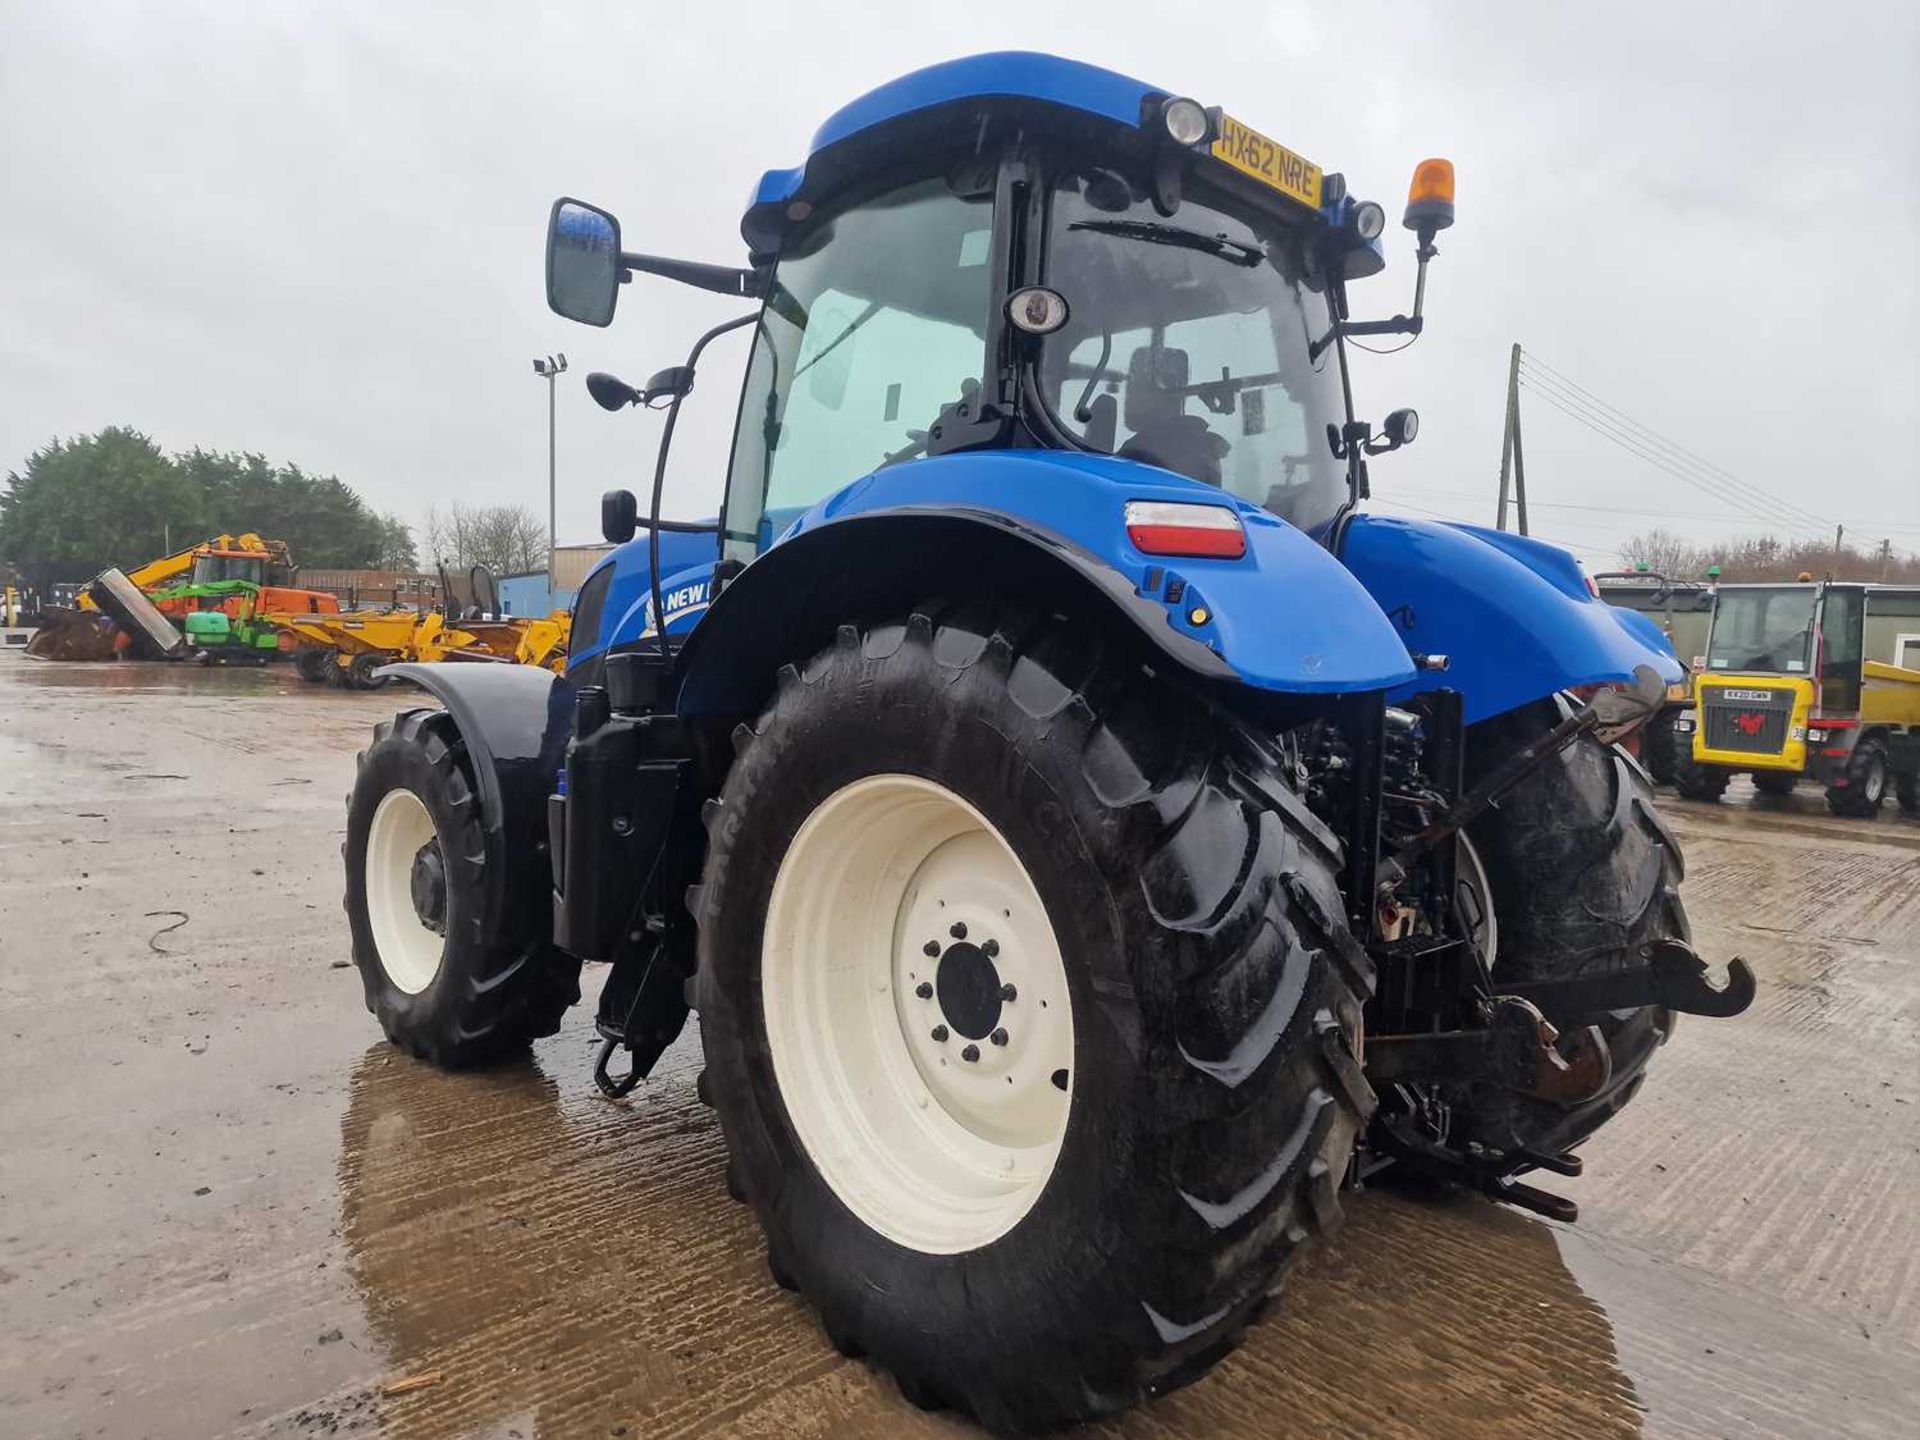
[723,176,995,561]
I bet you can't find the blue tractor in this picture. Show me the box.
[342,54,1752,1431]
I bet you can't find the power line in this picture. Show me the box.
[1515,352,1919,541]
[1516,364,1827,529]
[1518,351,1834,529]
[1516,374,1832,534]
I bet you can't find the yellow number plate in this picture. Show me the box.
[1210,113,1323,210]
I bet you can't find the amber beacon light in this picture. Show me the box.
[1404,158,1455,234]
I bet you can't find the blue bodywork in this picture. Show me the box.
[573,456,1677,723]
[568,50,1678,725]
[1339,516,1681,723]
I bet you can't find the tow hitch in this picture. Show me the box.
[1365,995,1612,1104]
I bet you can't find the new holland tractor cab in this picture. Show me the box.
[1671,580,1920,815]
[341,54,1753,1430]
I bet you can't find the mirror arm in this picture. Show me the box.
[1307,230,1437,362]
[648,311,760,665]
[618,251,765,299]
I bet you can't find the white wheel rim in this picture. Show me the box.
[364,788,446,995]
[762,773,1074,1254]
[1456,833,1499,967]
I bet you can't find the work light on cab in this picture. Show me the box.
[1124,501,1247,559]
[1159,96,1211,146]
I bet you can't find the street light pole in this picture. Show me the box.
[531,353,568,591]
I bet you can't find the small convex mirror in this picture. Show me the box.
[547,198,622,327]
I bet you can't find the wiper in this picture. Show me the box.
[1068,219,1263,268]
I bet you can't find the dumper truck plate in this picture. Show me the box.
[1210,113,1322,210]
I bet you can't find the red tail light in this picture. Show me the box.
[1124,501,1246,559]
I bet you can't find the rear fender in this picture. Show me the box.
[376,663,574,886]
[675,449,1416,719]
[1338,515,1684,724]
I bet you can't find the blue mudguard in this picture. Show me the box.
[774,450,1416,694]
[1338,515,1683,724]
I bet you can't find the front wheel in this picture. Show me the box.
[1456,701,1689,1157]
[695,604,1372,1432]
[1826,736,1889,818]
[1751,770,1798,797]
[343,709,579,1066]
[1670,742,1730,802]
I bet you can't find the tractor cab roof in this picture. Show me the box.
[741,51,1357,259]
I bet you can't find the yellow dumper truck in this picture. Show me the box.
[1673,581,1920,815]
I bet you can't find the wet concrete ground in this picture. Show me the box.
[1,649,1915,1439]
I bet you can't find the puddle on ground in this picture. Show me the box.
[327,1037,1649,1440]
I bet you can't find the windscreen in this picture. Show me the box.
[1706,588,1818,673]
[1038,168,1347,532]
[190,555,263,586]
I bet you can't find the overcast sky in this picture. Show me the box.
[3,1,1916,567]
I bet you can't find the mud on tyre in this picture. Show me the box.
[694,600,1376,1433]
[344,708,579,1067]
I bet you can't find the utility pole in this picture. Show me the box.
[532,354,568,589]
[1495,342,1529,535]
[1834,522,1844,573]
[1879,537,1892,580]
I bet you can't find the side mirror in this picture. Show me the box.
[602,489,638,544]
[547,198,622,327]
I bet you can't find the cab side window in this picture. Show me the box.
[723,177,994,561]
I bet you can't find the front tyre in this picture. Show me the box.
[1670,740,1730,802]
[696,605,1373,1432]
[1460,702,1689,1156]
[343,709,579,1067]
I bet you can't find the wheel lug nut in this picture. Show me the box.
[982,938,999,958]
[949,921,968,940]
[999,983,1017,1002]
[923,941,940,957]
[989,1028,1008,1047]
[915,982,933,1000]
[930,1025,948,1043]
[961,1043,980,1062]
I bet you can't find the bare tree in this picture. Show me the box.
[1619,528,1709,578]
[1620,529,1920,583]
[423,502,546,577]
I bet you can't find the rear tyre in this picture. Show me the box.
[295,647,334,684]
[695,603,1373,1432]
[1459,701,1688,1157]
[1751,770,1798,797]
[1826,736,1889,818]
[1897,764,1919,815]
[344,708,579,1067]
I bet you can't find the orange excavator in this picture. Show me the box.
[26,534,338,660]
